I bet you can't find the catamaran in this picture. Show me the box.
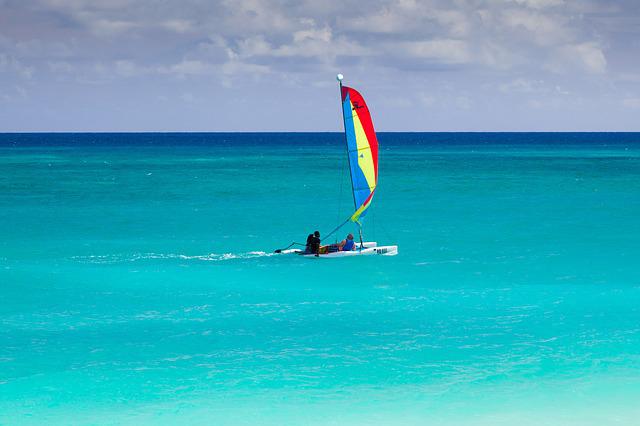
[277,74,398,257]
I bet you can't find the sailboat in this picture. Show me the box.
[279,74,398,257]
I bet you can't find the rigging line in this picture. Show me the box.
[321,217,351,243]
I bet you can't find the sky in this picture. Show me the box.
[1,0,640,132]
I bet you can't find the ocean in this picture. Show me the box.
[1,133,639,425]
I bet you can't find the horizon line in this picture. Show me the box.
[2,131,640,134]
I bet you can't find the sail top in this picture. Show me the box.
[340,85,379,223]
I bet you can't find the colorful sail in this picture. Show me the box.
[341,85,379,223]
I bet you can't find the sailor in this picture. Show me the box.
[305,231,321,255]
[338,233,356,251]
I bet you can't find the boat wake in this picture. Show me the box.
[71,251,276,264]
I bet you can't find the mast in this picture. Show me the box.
[337,73,364,248]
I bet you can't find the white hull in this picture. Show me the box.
[280,242,398,257]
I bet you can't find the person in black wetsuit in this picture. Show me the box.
[305,231,321,256]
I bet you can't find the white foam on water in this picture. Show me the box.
[71,250,276,264]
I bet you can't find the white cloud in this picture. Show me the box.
[161,19,194,34]
[273,29,368,59]
[622,98,640,108]
[218,0,297,36]
[230,25,370,74]
[501,8,570,46]
[2,0,611,78]
[500,78,539,93]
[1,0,636,130]
[88,18,137,36]
[0,84,28,102]
[0,54,34,79]
[236,36,273,58]
[220,60,270,76]
[180,92,195,102]
[396,39,470,64]
[47,61,74,73]
[160,60,216,76]
[550,42,607,74]
[508,0,564,9]
[573,42,607,74]
[343,1,470,38]
[434,10,471,38]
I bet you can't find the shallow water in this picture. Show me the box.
[1,133,640,425]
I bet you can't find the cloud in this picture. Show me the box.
[549,42,607,74]
[161,19,194,34]
[572,42,607,74]
[0,84,28,102]
[508,0,565,9]
[499,78,540,93]
[622,98,640,108]
[343,1,470,38]
[180,92,195,102]
[0,0,613,77]
[235,26,347,60]
[0,0,638,130]
[0,54,34,79]
[161,60,216,77]
[47,60,74,73]
[395,39,471,64]
[500,8,571,46]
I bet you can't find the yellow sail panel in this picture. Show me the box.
[352,106,377,193]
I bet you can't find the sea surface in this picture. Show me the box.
[1,133,639,425]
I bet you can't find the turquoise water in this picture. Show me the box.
[1,133,640,425]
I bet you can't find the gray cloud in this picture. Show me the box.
[1,0,640,130]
